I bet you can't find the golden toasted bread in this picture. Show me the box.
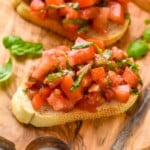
[11,0,130,46]
[11,86,138,127]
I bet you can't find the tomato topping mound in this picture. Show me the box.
[26,37,141,112]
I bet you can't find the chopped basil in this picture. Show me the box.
[71,41,93,49]
[144,19,150,25]
[143,28,150,42]
[78,25,89,34]
[62,18,87,26]
[0,58,13,82]
[66,2,79,10]
[131,89,139,94]
[45,71,66,82]
[107,78,112,85]
[102,49,112,60]
[125,13,131,24]
[22,88,27,93]
[107,61,115,70]
[45,2,79,10]
[70,63,92,91]
[3,35,43,56]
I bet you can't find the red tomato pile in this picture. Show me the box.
[30,0,130,35]
[25,37,140,112]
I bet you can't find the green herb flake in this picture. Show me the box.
[125,13,131,24]
[144,19,150,25]
[70,63,92,91]
[143,28,150,42]
[107,78,112,85]
[45,71,66,82]
[107,61,115,70]
[3,35,43,56]
[66,2,79,10]
[22,88,28,93]
[131,89,139,94]
[103,49,112,60]
[71,41,93,49]
[0,58,13,82]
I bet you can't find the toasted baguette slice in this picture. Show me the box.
[11,0,129,46]
[12,86,138,127]
[132,0,150,12]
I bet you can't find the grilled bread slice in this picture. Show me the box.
[11,0,130,46]
[12,86,138,127]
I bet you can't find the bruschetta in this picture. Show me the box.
[11,37,140,127]
[11,0,130,46]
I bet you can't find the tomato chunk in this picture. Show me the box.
[122,67,139,88]
[68,46,95,66]
[47,89,72,111]
[72,0,97,8]
[87,38,104,50]
[113,84,130,102]
[91,67,106,82]
[30,0,45,11]
[45,0,64,5]
[61,75,83,102]
[109,2,125,24]
[32,93,45,110]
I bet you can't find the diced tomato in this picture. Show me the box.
[63,23,79,35]
[47,89,73,111]
[32,53,58,80]
[117,0,130,4]
[45,0,64,5]
[30,0,45,11]
[79,7,99,20]
[86,38,104,50]
[76,93,105,112]
[109,2,125,24]
[122,67,139,88]
[72,0,97,8]
[60,74,83,102]
[59,6,79,19]
[39,86,51,100]
[32,93,45,110]
[103,88,114,101]
[111,46,127,61]
[81,74,92,88]
[108,71,124,86]
[25,81,35,88]
[92,7,110,33]
[91,67,106,82]
[113,84,130,102]
[56,45,70,53]
[48,77,63,89]
[68,46,95,66]
[88,84,100,93]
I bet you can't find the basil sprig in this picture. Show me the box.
[0,58,13,82]
[3,35,43,56]
[70,63,92,92]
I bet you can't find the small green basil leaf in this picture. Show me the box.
[62,18,87,26]
[70,62,92,91]
[3,35,43,56]
[0,58,13,82]
[127,40,149,58]
[71,41,93,49]
[144,19,150,25]
[45,71,66,82]
[103,49,112,60]
[143,28,150,42]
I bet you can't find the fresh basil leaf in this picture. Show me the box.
[103,49,112,60]
[45,71,66,82]
[70,63,92,91]
[3,35,43,56]
[125,13,131,24]
[66,2,79,10]
[78,25,89,34]
[107,61,115,70]
[144,19,150,25]
[131,88,139,94]
[72,41,93,49]
[0,58,13,82]
[62,18,87,26]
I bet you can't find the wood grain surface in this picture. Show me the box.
[0,1,150,150]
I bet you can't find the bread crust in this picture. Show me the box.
[11,0,130,46]
[11,86,138,127]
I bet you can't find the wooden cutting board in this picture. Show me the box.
[0,1,150,150]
